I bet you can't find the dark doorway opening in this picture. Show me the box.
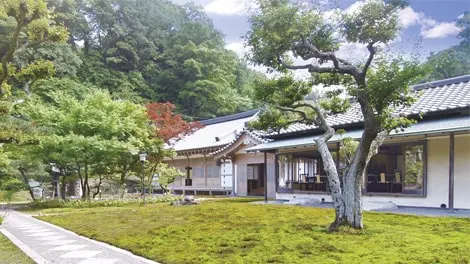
[247,164,265,196]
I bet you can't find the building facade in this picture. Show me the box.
[247,75,470,209]
[165,75,470,209]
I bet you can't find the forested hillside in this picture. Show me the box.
[0,0,263,198]
[2,0,263,120]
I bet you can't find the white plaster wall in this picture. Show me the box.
[454,134,470,209]
[424,137,450,207]
[237,164,247,196]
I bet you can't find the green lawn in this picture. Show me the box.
[35,199,470,264]
[0,234,34,264]
[0,191,32,203]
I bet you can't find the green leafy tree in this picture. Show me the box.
[425,12,470,80]
[0,0,70,169]
[2,144,49,201]
[0,0,68,96]
[246,0,426,230]
[21,86,167,199]
[153,163,183,194]
[0,177,24,203]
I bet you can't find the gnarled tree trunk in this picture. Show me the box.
[312,102,386,230]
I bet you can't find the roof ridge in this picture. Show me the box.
[413,75,470,91]
[199,109,260,125]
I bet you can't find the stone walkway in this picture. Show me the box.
[251,200,470,217]
[0,210,159,264]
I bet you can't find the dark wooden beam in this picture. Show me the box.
[274,154,279,193]
[264,151,268,203]
[448,132,455,211]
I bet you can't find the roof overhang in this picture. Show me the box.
[247,116,470,152]
[175,144,228,156]
[211,131,265,160]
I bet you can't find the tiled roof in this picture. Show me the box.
[269,75,470,136]
[209,129,271,156]
[172,111,259,152]
[247,115,470,152]
[199,109,260,125]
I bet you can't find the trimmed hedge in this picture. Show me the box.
[29,195,180,209]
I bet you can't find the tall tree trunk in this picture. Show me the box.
[311,102,385,230]
[60,174,66,200]
[315,136,346,230]
[119,164,129,198]
[84,163,90,199]
[342,125,380,229]
[18,168,36,202]
[93,175,103,199]
[77,163,86,199]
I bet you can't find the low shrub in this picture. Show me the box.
[29,195,180,209]
[0,215,3,225]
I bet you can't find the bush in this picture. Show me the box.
[0,215,3,225]
[29,195,180,209]
[0,178,25,203]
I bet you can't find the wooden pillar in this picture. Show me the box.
[290,154,294,191]
[231,155,236,196]
[448,133,455,211]
[274,154,279,193]
[264,152,268,203]
[204,155,207,187]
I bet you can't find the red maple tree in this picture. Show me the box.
[146,102,203,144]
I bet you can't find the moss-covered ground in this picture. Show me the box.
[0,191,32,203]
[0,234,34,264]
[35,199,470,264]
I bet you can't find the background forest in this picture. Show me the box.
[3,0,264,119]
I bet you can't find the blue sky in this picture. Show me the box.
[173,0,469,62]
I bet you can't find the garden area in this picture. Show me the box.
[25,198,470,264]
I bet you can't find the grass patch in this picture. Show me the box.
[0,234,34,264]
[36,201,470,264]
[0,191,32,203]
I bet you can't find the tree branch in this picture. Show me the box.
[0,19,25,94]
[362,42,376,76]
[277,55,359,77]
[288,37,359,77]
[366,130,387,165]
[311,105,335,141]
[275,105,314,123]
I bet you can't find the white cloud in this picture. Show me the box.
[421,22,461,39]
[396,6,460,39]
[225,41,247,58]
[204,0,252,16]
[398,7,420,28]
[398,6,437,29]
[458,13,464,19]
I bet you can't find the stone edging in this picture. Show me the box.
[0,227,50,264]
